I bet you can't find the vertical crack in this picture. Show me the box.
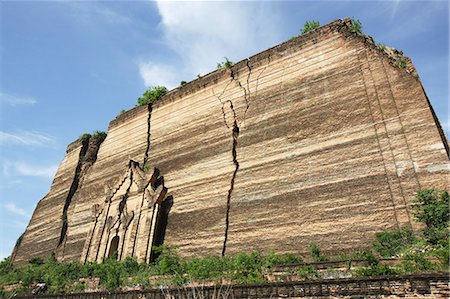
[222,104,240,256]
[57,134,105,249]
[212,79,233,129]
[143,103,153,165]
[238,60,252,123]
[219,61,263,256]
[57,138,89,247]
[215,59,268,256]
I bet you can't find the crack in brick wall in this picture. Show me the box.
[57,134,106,250]
[220,62,259,256]
[143,103,153,165]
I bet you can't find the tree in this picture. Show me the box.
[412,190,449,244]
[137,85,168,106]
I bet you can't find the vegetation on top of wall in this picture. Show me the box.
[301,20,320,34]
[348,17,363,35]
[216,57,233,69]
[137,86,168,106]
[1,189,448,297]
[79,133,91,142]
[79,131,107,143]
[92,131,107,141]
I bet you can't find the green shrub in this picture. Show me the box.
[373,227,415,257]
[363,251,378,266]
[80,133,91,142]
[137,85,168,106]
[92,130,107,141]
[308,243,327,262]
[94,258,124,291]
[295,266,320,280]
[179,81,187,87]
[122,256,140,275]
[263,250,302,269]
[431,242,450,270]
[395,252,433,274]
[28,257,44,266]
[229,251,264,284]
[130,270,151,288]
[397,57,407,69]
[412,190,449,244]
[354,263,398,277]
[70,282,85,293]
[349,17,363,34]
[153,244,182,275]
[301,20,320,34]
[0,257,11,276]
[184,256,229,280]
[216,57,233,69]
[354,251,398,277]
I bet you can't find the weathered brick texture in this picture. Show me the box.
[12,18,449,265]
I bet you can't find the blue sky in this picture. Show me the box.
[0,0,448,260]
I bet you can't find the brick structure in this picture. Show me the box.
[12,18,449,265]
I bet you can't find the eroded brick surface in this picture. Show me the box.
[12,19,449,265]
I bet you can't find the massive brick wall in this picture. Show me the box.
[12,19,449,265]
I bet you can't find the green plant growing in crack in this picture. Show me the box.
[217,57,233,69]
[137,85,168,106]
[142,163,150,173]
[301,20,320,34]
[397,56,407,69]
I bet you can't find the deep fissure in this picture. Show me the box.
[222,118,240,256]
[57,138,89,248]
[57,135,106,249]
[143,103,153,165]
[221,64,256,256]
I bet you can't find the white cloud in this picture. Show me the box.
[390,0,401,20]
[0,92,36,106]
[65,1,131,25]
[4,203,30,218]
[2,161,58,179]
[138,1,283,87]
[139,62,179,89]
[0,131,55,147]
